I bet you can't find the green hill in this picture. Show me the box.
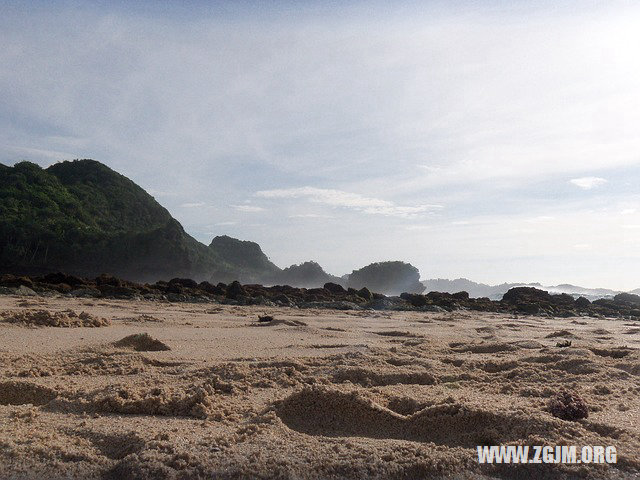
[0,160,227,281]
[208,235,280,283]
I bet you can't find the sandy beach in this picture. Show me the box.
[1,294,639,479]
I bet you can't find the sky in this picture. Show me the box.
[2,0,640,290]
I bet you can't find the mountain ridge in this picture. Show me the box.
[0,159,425,293]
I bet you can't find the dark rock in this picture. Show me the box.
[0,274,34,289]
[198,281,225,295]
[551,293,575,306]
[15,285,37,296]
[548,391,588,421]
[369,298,395,310]
[69,287,101,297]
[357,287,373,301]
[425,291,460,310]
[400,292,428,307]
[274,294,294,306]
[299,301,362,310]
[166,293,188,302]
[95,274,122,287]
[613,292,640,305]
[306,287,330,297]
[42,272,85,286]
[166,283,184,294]
[169,277,198,289]
[516,303,540,315]
[452,291,470,301]
[226,281,246,299]
[575,297,591,308]
[324,282,346,294]
[502,287,552,304]
[53,283,73,294]
[97,285,137,298]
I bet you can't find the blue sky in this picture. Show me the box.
[2,1,640,289]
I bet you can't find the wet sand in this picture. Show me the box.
[1,295,639,479]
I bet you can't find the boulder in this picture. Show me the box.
[95,274,122,287]
[198,281,225,295]
[42,272,85,286]
[452,291,470,301]
[575,296,591,308]
[356,287,373,301]
[614,292,640,305]
[502,287,552,304]
[169,278,198,289]
[15,285,37,296]
[226,280,246,299]
[0,274,33,289]
[324,282,346,294]
[400,292,428,307]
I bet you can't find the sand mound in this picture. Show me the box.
[332,367,437,386]
[386,395,428,415]
[275,388,573,448]
[590,347,633,358]
[545,330,578,339]
[0,381,58,405]
[449,341,518,353]
[65,382,232,419]
[1,309,110,327]
[113,333,170,352]
[79,431,147,460]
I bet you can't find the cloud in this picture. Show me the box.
[256,187,442,218]
[288,213,335,219]
[404,225,431,231]
[527,215,555,223]
[231,205,266,213]
[569,177,608,190]
[214,221,237,226]
[180,202,206,208]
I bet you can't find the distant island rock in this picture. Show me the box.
[346,261,425,295]
[422,278,622,301]
[275,261,342,288]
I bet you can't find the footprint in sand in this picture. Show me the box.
[275,388,583,448]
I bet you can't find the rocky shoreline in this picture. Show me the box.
[2,272,640,320]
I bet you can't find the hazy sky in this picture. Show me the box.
[2,1,640,289]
